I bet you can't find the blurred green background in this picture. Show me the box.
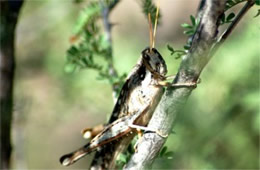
[11,0,259,169]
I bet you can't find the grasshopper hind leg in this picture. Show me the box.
[81,124,105,139]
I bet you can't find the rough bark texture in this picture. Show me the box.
[124,0,254,169]
[0,1,24,169]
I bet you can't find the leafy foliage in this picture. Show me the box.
[141,0,161,26]
[167,15,198,59]
[167,0,258,58]
[254,9,260,17]
[73,2,101,36]
[220,12,236,25]
[182,15,200,36]
[167,44,186,59]
[65,0,124,94]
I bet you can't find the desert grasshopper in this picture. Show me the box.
[60,10,197,168]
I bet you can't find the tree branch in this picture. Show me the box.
[124,0,254,169]
[0,0,24,169]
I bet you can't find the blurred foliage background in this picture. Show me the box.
[10,0,259,169]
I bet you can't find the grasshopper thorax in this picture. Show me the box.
[141,47,167,79]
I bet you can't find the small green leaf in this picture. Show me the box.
[226,12,235,21]
[254,9,260,17]
[160,146,168,157]
[184,30,194,36]
[184,44,190,50]
[181,23,193,29]
[195,18,200,26]
[175,53,181,59]
[256,0,260,5]
[190,15,196,26]
[67,46,79,55]
[119,153,127,163]
[167,44,175,53]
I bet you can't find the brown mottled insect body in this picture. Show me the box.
[60,48,168,167]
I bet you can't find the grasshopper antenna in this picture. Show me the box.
[148,13,153,52]
[152,1,160,48]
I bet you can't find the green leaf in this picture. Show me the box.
[67,46,79,56]
[181,23,193,29]
[195,17,200,26]
[184,30,194,36]
[190,15,196,26]
[226,13,235,21]
[175,53,181,59]
[254,9,260,17]
[73,2,101,35]
[118,153,127,163]
[167,44,175,52]
[160,146,168,157]
[184,44,190,50]
[256,0,260,5]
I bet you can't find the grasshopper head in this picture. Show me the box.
[142,47,167,77]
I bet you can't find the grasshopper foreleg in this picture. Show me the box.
[128,124,168,138]
[158,78,201,88]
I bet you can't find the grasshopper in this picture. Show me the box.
[60,10,197,169]
[60,48,197,168]
[60,47,169,166]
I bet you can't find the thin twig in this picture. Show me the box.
[100,0,119,102]
[211,0,255,55]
